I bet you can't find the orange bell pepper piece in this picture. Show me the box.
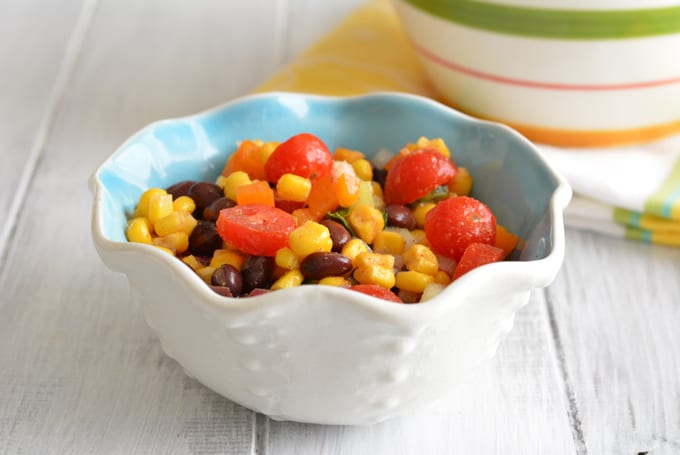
[236,180,275,207]
[222,140,268,181]
[495,224,520,258]
[306,174,339,217]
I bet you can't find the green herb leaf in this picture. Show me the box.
[326,208,356,237]
[416,185,449,204]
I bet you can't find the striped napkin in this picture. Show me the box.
[256,0,680,247]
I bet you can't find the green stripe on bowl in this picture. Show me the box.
[402,0,680,39]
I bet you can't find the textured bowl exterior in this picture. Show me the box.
[393,0,680,147]
[91,92,571,425]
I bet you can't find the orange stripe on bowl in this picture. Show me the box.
[513,121,680,147]
[444,99,680,147]
[415,42,680,91]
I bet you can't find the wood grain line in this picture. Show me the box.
[545,290,589,455]
[256,414,270,455]
[0,0,99,271]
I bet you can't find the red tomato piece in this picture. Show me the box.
[216,204,296,256]
[264,133,334,183]
[424,196,496,261]
[384,149,457,205]
[452,243,505,280]
[350,284,403,303]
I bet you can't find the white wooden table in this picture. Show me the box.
[1,1,679,454]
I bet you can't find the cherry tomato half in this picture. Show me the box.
[216,204,296,257]
[264,133,334,183]
[424,196,496,261]
[384,149,457,205]
[350,284,404,303]
[452,243,505,280]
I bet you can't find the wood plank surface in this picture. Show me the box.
[548,229,680,455]
[0,0,87,257]
[0,1,285,453]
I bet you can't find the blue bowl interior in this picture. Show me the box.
[95,93,562,261]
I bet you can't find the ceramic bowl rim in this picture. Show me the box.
[90,91,572,319]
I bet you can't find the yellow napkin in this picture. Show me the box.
[256,0,680,247]
[256,0,436,98]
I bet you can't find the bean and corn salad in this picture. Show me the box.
[126,133,520,303]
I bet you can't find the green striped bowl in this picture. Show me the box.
[393,0,680,147]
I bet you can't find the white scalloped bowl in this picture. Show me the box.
[90,92,571,425]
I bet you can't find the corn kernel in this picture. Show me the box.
[180,212,198,235]
[215,175,228,189]
[371,182,385,210]
[275,247,300,270]
[135,188,167,217]
[222,171,252,201]
[126,217,153,244]
[147,193,174,224]
[153,246,175,255]
[434,270,451,285]
[154,210,197,237]
[270,270,304,290]
[373,230,405,255]
[153,231,189,254]
[353,252,395,289]
[259,141,279,163]
[411,229,429,245]
[396,270,434,293]
[341,238,371,267]
[449,167,472,196]
[276,173,312,203]
[196,266,216,284]
[289,221,333,257]
[410,136,450,158]
[348,204,384,244]
[154,211,181,237]
[371,182,383,199]
[210,249,245,270]
[412,202,436,228]
[334,147,365,163]
[352,180,375,208]
[173,195,196,213]
[403,244,438,275]
[318,276,351,287]
[182,255,204,271]
[351,159,373,181]
[420,283,446,302]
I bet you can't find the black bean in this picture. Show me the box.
[385,204,416,230]
[241,255,275,293]
[188,182,224,216]
[211,264,243,296]
[188,221,222,257]
[203,197,236,222]
[209,285,233,298]
[300,252,353,281]
[166,180,196,199]
[320,219,352,252]
[372,167,387,189]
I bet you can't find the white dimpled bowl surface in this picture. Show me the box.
[90,92,571,425]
